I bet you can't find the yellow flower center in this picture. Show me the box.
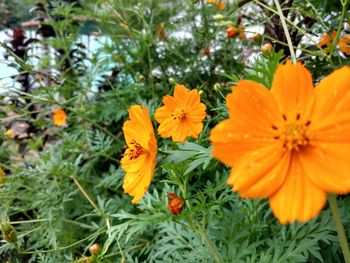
[124,140,143,160]
[272,114,311,151]
[172,108,186,120]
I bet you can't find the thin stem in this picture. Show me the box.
[71,176,100,212]
[328,0,348,57]
[198,227,223,263]
[17,228,104,254]
[328,194,350,263]
[273,0,296,63]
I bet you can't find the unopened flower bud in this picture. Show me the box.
[213,83,221,91]
[89,243,100,255]
[168,77,175,84]
[4,129,14,138]
[226,26,239,39]
[261,43,273,54]
[0,167,4,185]
[166,193,184,215]
[192,0,198,3]
[212,14,224,21]
[252,33,262,43]
[1,220,17,243]
[198,90,203,95]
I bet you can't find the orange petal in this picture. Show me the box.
[123,156,155,204]
[228,145,288,198]
[269,153,326,224]
[299,142,350,194]
[210,119,276,166]
[271,60,314,121]
[174,84,189,105]
[154,105,173,123]
[310,66,350,135]
[227,80,281,137]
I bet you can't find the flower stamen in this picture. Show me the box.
[171,108,186,120]
[124,140,143,160]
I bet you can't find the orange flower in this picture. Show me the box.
[210,60,350,224]
[200,47,210,57]
[154,84,206,142]
[338,34,350,55]
[318,31,337,50]
[207,0,225,9]
[167,193,184,215]
[52,108,67,126]
[121,105,157,204]
[226,26,238,39]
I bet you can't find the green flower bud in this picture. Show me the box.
[1,220,17,243]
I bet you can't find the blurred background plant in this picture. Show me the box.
[0,0,349,262]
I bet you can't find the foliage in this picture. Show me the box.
[0,0,350,262]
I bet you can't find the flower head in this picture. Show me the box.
[319,31,337,51]
[167,193,184,215]
[339,34,350,55]
[210,60,350,224]
[53,108,67,126]
[226,26,239,39]
[4,129,14,139]
[121,105,157,204]
[155,84,206,142]
[207,0,225,9]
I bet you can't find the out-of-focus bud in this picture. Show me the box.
[213,83,221,91]
[1,220,17,244]
[119,22,128,30]
[261,43,273,54]
[212,14,224,21]
[0,167,4,185]
[139,74,145,81]
[166,193,184,215]
[252,33,262,43]
[192,0,198,3]
[226,26,239,39]
[200,47,210,57]
[121,257,127,263]
[89,243,100,255]
[198,90,204,95]
[4,129,14,139]
[168,77,175,84]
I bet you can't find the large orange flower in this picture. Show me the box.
[155,84,206,142]
[210,61,350,224]
[121,105,157,204]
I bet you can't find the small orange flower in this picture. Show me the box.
[52,108,67,126]
[200,47,210,57]
[167,193,184,215]
[226,26,239,39]
[121,105,157,204]
[207,0,225,9]
[210,60,350,224]
[155,84,206,142]
[4,129,14,138]
[318,31,337,50]
[338,34,350,55]
[252,33,261,43]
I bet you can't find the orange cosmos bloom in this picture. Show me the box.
[121,105,157,204]
[318,31,337,50]
[226,26,239,39]
[154,84,206,142]
[52,108,67,126]
[210,60,350,224]
[338,35,350,55]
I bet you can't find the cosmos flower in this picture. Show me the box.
[210,60,350,224]
[52,108,67,126]
[338,34,350,55]
[121,105,157,204]
[318,31,337,51]
[155,84,206,142]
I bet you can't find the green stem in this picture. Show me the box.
[328,0,348,57]
[198,227,223,263]
[273,0,296,63]
[328,194,350,263]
